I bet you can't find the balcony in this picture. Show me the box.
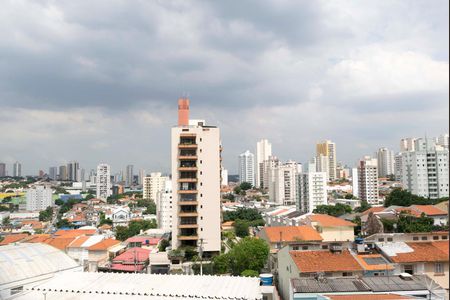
[179,212,198,217]
[178,178,198,183]
[178,155,198,160]
[178,144,198,149]
[178,166,198,172]
[178,223,198,229]
[179,201,198,206]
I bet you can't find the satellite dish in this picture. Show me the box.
[424,275,445,299]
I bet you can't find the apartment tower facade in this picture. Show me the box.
[96,164,111,201]
[316,140,337,181]
[256,139,272,188]
[171,98,221,253]
[238,150,256,186]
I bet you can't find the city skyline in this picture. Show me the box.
[0,1,448,175]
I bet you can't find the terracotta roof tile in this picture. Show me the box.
[54,229,96,238]
[88,238,120,251]
[361,207,386,215]
[390,242,449,263]
[290,250,363,273]
[22,234,51,243]
[411,205,447,216]
[67,236,91,248]
[309,214,356,227]
[0,233,29,246]
[44,237,76,250]
[263,226,323,243]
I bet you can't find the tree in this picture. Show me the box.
[345,194,357,199]
[397,212,434,233]
[158,239,170,252]
[213,253,231,274]
[233,186,242,195]
[234,220,249,238]
[239,182,252,191]
[313,204,352,217]
[364,212,383,235]
[241,269,259,277]
[114,219,157,241]
[56,218,71,228]
[98,212,112,226]
[39,206,53,222]
[228,237,269,275]
[222,207,264,226]
[85,194,95,200]
[354,200,371,213]
[384,188,438,207]
[2,216,10,227]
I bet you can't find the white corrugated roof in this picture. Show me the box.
[376,241,414,257]
[0,243,80,286]
[23,272,263,299]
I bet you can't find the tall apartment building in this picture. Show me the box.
[256,139,272,188]
[26,186,53,211]
[13,161,22,177]
[171,98,221,253]
[394,153,403,181]
[59,165,68,181]
[238,150,255,186]
[125,165,134,187]
[96,164,111,201]
[357,156,380,205]
[67,161,80,181]
[263,156,280,190]
[437,133,449,149]
[401,138,449,199]
[316,140,337,181]
[138,169,146,186]
[0,163,5,177]
[269,161,299,205]
[400,138,417,152]
[156,180,173,231]
[143,172,168,201]
[351,168,359,197]
[48,167,57,180]
[376,147,395,178]
[315,154,329,181]
[296,171,327,213]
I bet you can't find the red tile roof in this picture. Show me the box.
[263,226,323,243]
[110,263,145,272]
[309,214,356,227]
[44,237,76,250]
[54,229,96,238]
[0,233,29,246]
[126,236,161,245]
[290,250,363,273]
[88,238,120,251]
[67,236,90,248]
[22,234,51,243]
[411,205,447,216]
[361,207,386,215]
[389,242,449,263]
[112,247,150,263]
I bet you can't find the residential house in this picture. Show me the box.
[304,214,356,243]
[87,238,122,272]
[109,247,150,273]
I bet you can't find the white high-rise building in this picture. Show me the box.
[263,156,280,191]
[315,154,330,181]
[297,171,327,213]
[125,165,134,187]
[401,138,449,199]
[238,150,255,186]
[269,160,299,205]
[376,147,395,178]
[96,164,111,201]
[316,140,337,181]
[26,186,53,211]
[143,172,168,201]
[400,138,417,152]
[256,139,272,188]
[138,169,146,186]
[171,98,221,253]
[156,180,173,231]
[394,153,403,181]
[437,133,449,149]
[13,161,22,177]
[357,156,380,205]
[351,168,359,198]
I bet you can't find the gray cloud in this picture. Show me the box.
[0,0,448,175]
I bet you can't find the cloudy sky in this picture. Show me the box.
[0,0,448,175]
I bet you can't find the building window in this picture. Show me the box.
[321,245,328,249]
[413,236,419,241]
[11,287,23,295]
[433,236,439,240]
[342,272,353,277]
[442,235,448,240]
[302,246,308,250]
[421,236,427,240]
[403,265,414,275]
[293,246,299,250]
[378,238,384,242]
[435,263,444,274]
[387,238,393,242]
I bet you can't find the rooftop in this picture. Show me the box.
[290,250,363,273]
[88,238,120,251]
[378,241,449,263]
[309,214,356,227]
[0,233,29,245]
[113,247,150,263]
[263,226,323,243]
[411,205,447,216]
[354,254,394,271]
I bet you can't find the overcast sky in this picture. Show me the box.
[0,0,448,175]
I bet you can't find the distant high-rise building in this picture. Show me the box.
[138,169,146,185]
[376,147,395,178]
[171,98,221,253]
[400,137,417,152]
[67,161,80,181]
[351,168,359,197]
[256,139,272,188]
[437,133,449,149]
[143,172,168,201]
[238,150,255,186]
[59,165,68,181]
[394,153,403,181]
[357,156,379,205]
[96,164,111,201]
[315,154,330,181]
[0,163,6,177]
[125,165,134,186]
[26,185,53,211]
[297,171,327,213]
[221,169,228,186]
[263,156,280,191]
[269,160,299,205]
[48,167,58,180]
[156,180,173,231]
[401,138,449,199]
[316,140,337,181]
[13,161,22,177]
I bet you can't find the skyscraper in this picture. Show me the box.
[238,150,255,186]
[0,163,5,177]
[400,137,417,152]
[376,147,395,178]
[48,167,58,180]
[59,165,68,181]
[26,185,53,211]
[125,165,134,187]
[13,161,22,177]
[297,171,327,213]
[316,140,337,181]
[171,97,221,253]
[138,169,146,185]
[401,138,449,199]
[67,161,80,181]
[269,160,299,205]
[357,156,379,205]
[96,164,111,201]
[143,172,168,201]
[256,139,272,188]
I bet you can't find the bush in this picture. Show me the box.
[241,269,259,277]
[158,239,170,252]
[234,220,249,238]
[228,237,269,275]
